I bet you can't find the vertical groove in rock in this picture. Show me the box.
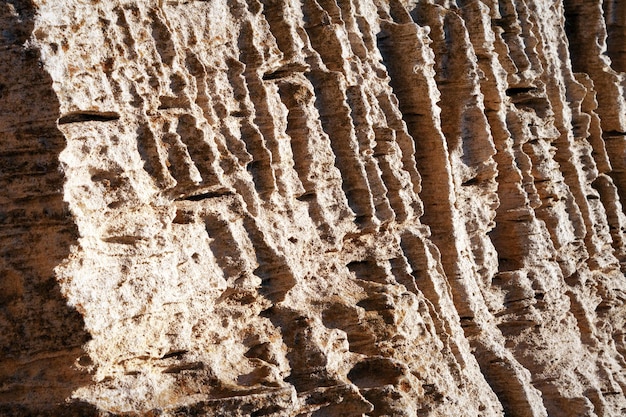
[603,0,626,73]
[2,0,626,415]
[307,69,378,230]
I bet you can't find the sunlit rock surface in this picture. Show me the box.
[1,0,626,415]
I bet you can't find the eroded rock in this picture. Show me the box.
[1,0,626,415]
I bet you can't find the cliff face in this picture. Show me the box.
[1,0,626,415]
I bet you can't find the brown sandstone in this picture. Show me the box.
[1,0,626,415]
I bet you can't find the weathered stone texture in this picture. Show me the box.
[1,0,626,415]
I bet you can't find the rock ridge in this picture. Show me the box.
[1,0,626,416]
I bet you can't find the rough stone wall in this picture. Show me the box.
[1,0,626,415]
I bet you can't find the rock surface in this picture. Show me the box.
[1,0,626,415]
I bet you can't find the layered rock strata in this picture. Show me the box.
[1,0,626,415]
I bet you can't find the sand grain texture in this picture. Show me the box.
[1,0,626,415]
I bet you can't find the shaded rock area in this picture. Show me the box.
[1,0,626,415]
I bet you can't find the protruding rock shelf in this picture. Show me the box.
[1,0,626,416]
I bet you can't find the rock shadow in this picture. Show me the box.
[0,1,96,415]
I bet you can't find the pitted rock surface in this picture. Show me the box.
[1,0,626,416]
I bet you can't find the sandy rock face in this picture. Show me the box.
[1,0,626,415]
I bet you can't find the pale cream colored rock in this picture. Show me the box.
[1,0,626,416]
